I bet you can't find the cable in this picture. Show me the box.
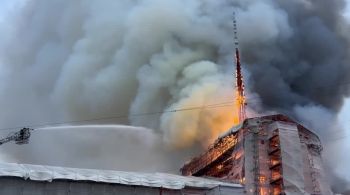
[0,92,347,143]
[0,96,264,132]
[4,76,347,133]
[0,99,263,131]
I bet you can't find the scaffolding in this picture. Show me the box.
[268,130,284,195]
[180,114,333,195]
[181,133,239,177]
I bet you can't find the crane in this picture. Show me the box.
[0,128,33,146]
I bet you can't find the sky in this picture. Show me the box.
[0,0,23,21]
[0,0,350,185]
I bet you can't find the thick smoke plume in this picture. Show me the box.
[0,0,350,192]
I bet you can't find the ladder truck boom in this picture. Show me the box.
[0,128,33,145]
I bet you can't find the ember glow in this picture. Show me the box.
[234,91,246,125]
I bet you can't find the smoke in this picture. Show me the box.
[0,0,350,191]
[0,125,181,172]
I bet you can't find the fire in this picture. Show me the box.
[164,12,247,149]
[201,89,246,146]
[233,90,246,125]
[204,99,241,145]
[163,84,247,149]
[161,83,243,149]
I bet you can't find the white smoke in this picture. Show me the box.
[0,125,177,172]
[0,0,243,171]
[0,0,349,192]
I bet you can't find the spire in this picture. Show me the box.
[233,12,246,123]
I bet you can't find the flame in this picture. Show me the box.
[161,82,247,149]
[203,93,245,145]
[163,93,243,149]
[233,89,245,125]
[240,177,246,184]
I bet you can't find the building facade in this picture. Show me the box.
[181,114,332,195]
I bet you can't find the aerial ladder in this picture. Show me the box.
[0,128,33,146]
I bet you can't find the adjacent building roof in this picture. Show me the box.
[0,162,242,190]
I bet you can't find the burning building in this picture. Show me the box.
[180,13,333,195]
[181,114,333,195]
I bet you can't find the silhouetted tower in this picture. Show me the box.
[233,12,246,123]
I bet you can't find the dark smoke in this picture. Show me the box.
[0,0,349,192]
[243,0,350,113]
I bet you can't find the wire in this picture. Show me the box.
[0,79,350,131]
[0,100,259,131]
[0,93,348,143]
[0,96,264,132]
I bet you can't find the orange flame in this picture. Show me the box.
[233,95,242,125]
[233,89,246,125]
[162,82,247,149]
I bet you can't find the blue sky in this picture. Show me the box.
[0,0,20,17]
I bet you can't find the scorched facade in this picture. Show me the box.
[181,114,333,195]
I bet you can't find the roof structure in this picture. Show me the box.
[0,162,242,190]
